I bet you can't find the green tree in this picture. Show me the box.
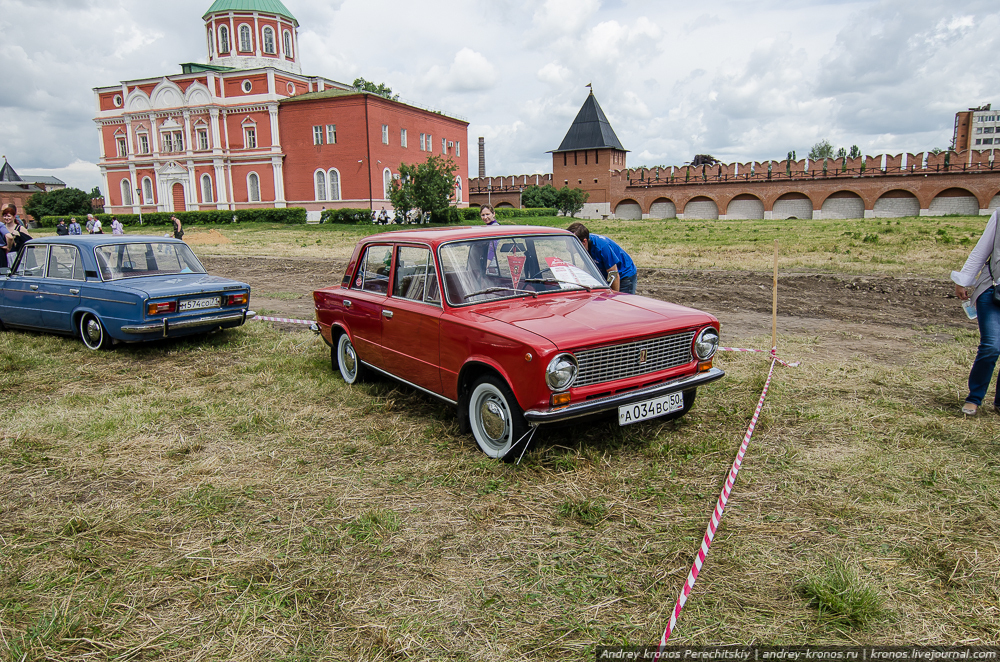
[848,145,862,159]
[521,184,559,208]
[808,140,834,160]
[23,187,92,220]
[836,147,847,159]
[353,77,399,101]
[556,186,589,217]
[389,155,459,219]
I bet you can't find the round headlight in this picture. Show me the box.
[545,353,578,391]
[694,328,719,360]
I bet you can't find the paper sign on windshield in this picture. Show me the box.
[545,257,604,289]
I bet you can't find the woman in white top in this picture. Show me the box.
[111,217,124,235]
[952,210,1000,415]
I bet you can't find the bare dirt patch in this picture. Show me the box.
[184,228,233,245]
[202,256,969,363]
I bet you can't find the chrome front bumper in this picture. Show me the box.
[523,367,725,425]
[121,310,256,335]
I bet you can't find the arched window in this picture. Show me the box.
[314,170,327,201]
[247,172,260,202]
[142,177,154,204]
[455,176,463,203]
[201,174,214,203]
[121,179,133,206]
[328,169,341,201]
[239,24,252,52]
[383,168,392,199]
[283,30,293,58]
[218,25,229,53]
[262,27,275,54]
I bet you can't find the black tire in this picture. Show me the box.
[662,389,696,422]
[79,312,112,350]
[334,333,367,384]
[467,375,529,461]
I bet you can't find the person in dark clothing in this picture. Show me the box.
[56,219,69,235]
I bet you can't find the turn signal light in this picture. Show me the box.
[551,392,571,407]
[226,293,249,306]
[147,301,176,315]
[698,359,713,372]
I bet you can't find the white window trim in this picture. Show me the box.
[328,168,341,201]
[121,179,133,206]
[142,177,154,204]
[383,168,392,199]
[201,174,214,203]
[247,172,261,202]
[218,25,230,53]
[313,125,323,145]
[455,175,463,203]
[382,124,389,145]
[262,26,276,54]
[326,124,336,144]
[238,23,253,52]
[400,128,407,148]
[137,132,150,154]
[283,30,293,58]
[242,120,257,149]
[314,168,327,201]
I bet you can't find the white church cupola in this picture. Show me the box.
[203,0,301,74]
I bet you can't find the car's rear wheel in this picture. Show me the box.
[335,333,367,384]
[79,313,112,350]
[468,375,528,461]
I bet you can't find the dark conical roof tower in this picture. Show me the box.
[552,91,626,153]
[1,157,23,182]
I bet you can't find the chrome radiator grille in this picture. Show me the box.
[574,331,695,387]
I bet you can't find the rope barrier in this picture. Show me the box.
[253,315,315,326]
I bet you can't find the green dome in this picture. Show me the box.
[203,0,296,23]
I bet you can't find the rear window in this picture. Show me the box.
[95,242,206,281]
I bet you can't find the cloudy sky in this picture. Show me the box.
[1,0,998,193]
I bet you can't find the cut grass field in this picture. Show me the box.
[33,213,988,276]
[2,217,999,659]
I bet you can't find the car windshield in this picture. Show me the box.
[438,234,607,306]
[95,242,207,281]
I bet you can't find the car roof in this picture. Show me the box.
[27,235,187,246]
[361,224,574,246]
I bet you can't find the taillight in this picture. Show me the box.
[225,293,249,306]
[148,301,176,315]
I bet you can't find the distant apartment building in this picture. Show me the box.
[952,103,1000,151]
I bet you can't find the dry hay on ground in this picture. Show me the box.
[184,228,233,245]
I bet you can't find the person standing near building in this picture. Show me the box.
[92,216,103,234]
[56,219,69,236]
[111,217,124,235]
[171,216,183,240]
[86,214,96,234]
[567,222,637,293]
[68,217,82,235]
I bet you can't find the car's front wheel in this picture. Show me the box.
[335,333,367,384]
[468,375,529,461]
[79,313,112,350]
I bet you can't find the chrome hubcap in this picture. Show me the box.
[480,397,508,442]
[342,342,356,375]
[84,319,101,345]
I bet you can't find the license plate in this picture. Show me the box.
[179,296,220,311]
[618,392,685,425]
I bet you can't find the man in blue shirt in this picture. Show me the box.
[567,222,637,293]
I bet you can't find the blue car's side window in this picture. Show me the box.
[47,245,83,280]
[15,245,48,277]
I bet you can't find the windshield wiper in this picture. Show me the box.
[464,286,537,300]
[523,277,594,292]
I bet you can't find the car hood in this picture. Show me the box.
[111,274,249,298]
[475,291,716,349]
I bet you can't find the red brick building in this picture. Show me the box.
[94,0,468,215]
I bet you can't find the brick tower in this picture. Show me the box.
[550,91,627,217]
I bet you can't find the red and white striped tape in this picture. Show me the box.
[253,315,315,325]
[719,346,800,368]
[653,355,778,655]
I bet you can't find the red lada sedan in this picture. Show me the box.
[313,225,723,461]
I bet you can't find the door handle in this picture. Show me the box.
[382,310,393,319]
[70,289,80,295]
[29,285,39,291]
[343,299,352,308]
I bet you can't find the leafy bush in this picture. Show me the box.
[39,207,306,228]
[321,208,373,225]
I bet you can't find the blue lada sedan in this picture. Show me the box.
[0,235,255,349]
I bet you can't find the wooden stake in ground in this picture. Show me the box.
[772,239,778,351]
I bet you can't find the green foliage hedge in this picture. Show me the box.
[320,208,374,224]
[39,207,307,228]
